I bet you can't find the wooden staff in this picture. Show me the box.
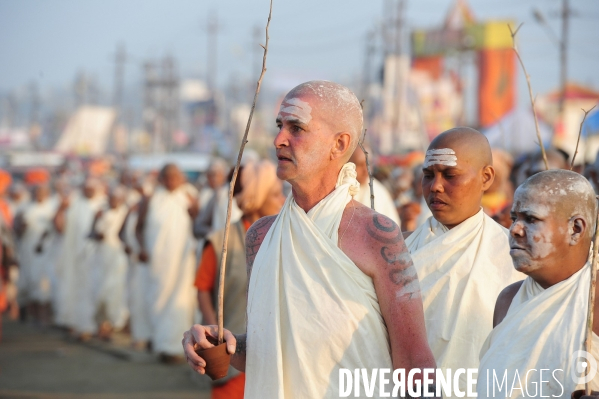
[216,0,273,345]
[358,128,375,210]
[570,106,596,170]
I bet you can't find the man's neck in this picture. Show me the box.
[291,172,339,213]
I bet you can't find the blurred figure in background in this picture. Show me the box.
[7,181,30,218]
[137,164,197,363]
[54,178,106,336]
[398,164,432,232]
[194,158,242,240]
[0,169,18,322]
[526,147,569,177]
[120,175,154,350]
[13,184,57,326]
[194,159,285,399]
[348,147,400,225]
[91,186,129,340]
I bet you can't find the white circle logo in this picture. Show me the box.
[571,350,598,385]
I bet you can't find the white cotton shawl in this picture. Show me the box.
[405,210,524,396]
[245,163,393,399]
[478,263,599,398]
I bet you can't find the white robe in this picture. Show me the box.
[55,194,105,330]
[123,209,152,342]
[16,199,58,303]
[354,178,401,226]
[405,210,524,396]
[478,263,599,398]
[245,163,392,399]
[145,185,196,355]
[95,205,129,329]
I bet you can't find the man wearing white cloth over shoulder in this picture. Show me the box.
[405,128,524,397]
[478,170,599,398]
[183,81,438,398]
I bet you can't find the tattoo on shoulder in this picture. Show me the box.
[366,214,402,245]
[245,216,275,275]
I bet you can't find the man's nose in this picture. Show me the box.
[274,128,288,148]
[510,220,524,237]
[430,174,444,193]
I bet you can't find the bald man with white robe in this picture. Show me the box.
[478,170,599,398]
[405,127,524,397]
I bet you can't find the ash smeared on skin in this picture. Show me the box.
[423,148,458,168]
[279,98,313,125]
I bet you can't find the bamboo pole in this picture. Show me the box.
[216,0,273,344]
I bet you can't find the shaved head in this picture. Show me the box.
[429,127,493,169]
[284,80,363,160]
[519,170,596,238]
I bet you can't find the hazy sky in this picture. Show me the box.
[1,0,598,107]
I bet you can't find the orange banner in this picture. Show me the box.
[412,56,443,80]
[478,48,515,127]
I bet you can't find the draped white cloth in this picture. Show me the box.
[17,199,58,303]
[354,178,401,226]
[55,194,105,329]
[405,210,524,396]
[145,185,197,355]
[95,205,129,329]
[478,263,599,398]
[245,163,392,399]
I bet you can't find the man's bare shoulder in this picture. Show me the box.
[493,280,524,328]
[245,215,277,275]
[340,201,407,274]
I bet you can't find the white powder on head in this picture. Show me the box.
[423,148,458,168]
[278,97,313,125]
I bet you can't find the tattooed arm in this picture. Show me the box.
[182,215,276,375]
[340,203,439,398]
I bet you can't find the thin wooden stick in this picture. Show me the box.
[508,23,549,171]
[571,105,597,170]
[216,0,272,345]
[358,129,375,210]
[585,196,599,395]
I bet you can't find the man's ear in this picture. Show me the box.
[481,165,495,191]
[569,216,588,245]
[331,132,352,161]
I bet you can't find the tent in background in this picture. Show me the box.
[482,108,552,157]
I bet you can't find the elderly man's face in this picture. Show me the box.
[207,169,225,189]
[274,94,333,183]
[509,188,569,274]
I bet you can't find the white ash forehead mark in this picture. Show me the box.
[279,97,313,124]
[424,148,457,168]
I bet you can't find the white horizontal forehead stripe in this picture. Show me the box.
[426,148,455,156]
[278,98,312,124]
[423,148,457,167]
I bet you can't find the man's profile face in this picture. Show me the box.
[422,145,487,229]
[509,188,567,274]
[274,94,332,183]
[207,169,225,189]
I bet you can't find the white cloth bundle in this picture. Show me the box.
[245,163,392,399]
[405,210,523,396]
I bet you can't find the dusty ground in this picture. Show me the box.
[0,316,211,399]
